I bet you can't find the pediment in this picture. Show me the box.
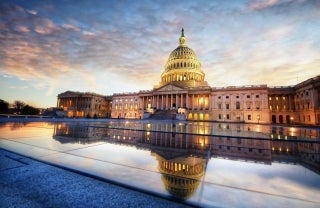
[154,84,185,92]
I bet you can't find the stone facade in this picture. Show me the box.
[57,91,112,118]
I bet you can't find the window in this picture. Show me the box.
[226,104,229,109]
[256,95,259,98]
[269,97,272,101]
[247,95,250,98]
[236,96,239,99]
[226,96,229,99]
[236,102,240,109]
[218,104,222,109]
[248,115,252,120]
[218,96,221,99]
[219,114,221,119]
[226,114,230,119]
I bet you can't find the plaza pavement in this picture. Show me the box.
[0,148,193,208]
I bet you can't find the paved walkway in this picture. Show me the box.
[0,149,191,208]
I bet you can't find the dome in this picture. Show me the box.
[159,28,208,88]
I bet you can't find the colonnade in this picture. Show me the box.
[141,93,210,110]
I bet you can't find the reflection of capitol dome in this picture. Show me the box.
[159,28,208,88]
[153,151,206,200]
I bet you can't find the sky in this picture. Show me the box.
[0,0,319,108]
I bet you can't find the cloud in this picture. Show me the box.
[15,25,30,33]
[61,23,80,31]
[249,0,280,10]
[34,18,60,34]
[26,9,37,15]
[0,0,319,107]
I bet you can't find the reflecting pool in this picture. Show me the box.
[0,120,319,207]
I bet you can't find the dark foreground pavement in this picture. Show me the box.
[0,149,190,208]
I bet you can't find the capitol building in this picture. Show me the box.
[57,29,320,125]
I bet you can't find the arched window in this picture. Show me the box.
[184,62,186,67]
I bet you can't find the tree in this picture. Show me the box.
[13,100,25,114]
[21,105,40,115]
[0,99,9,113]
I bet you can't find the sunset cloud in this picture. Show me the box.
[0,0,319,107]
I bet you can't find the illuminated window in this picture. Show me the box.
[269,97,272,101]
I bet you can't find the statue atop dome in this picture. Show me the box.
[179,28,187,47]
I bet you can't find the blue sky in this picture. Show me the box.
[0,0,319,108]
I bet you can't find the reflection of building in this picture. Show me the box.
[53,123,108,144]
[52,122,320,199]
[57,29,320,124]
[57,91,112,118]
[153,152,206,199]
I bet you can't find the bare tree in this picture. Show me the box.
[13,100,25,114]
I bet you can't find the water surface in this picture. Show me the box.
[0,120,319,207]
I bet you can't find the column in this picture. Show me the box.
[176,94,178,108]
[156,95,159,109]
[192,95,195,110]
[170,94,173,109]
[161,95,164,109]
[166,94,169,109]
[186,94,189,109]
[152,96,155,108]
